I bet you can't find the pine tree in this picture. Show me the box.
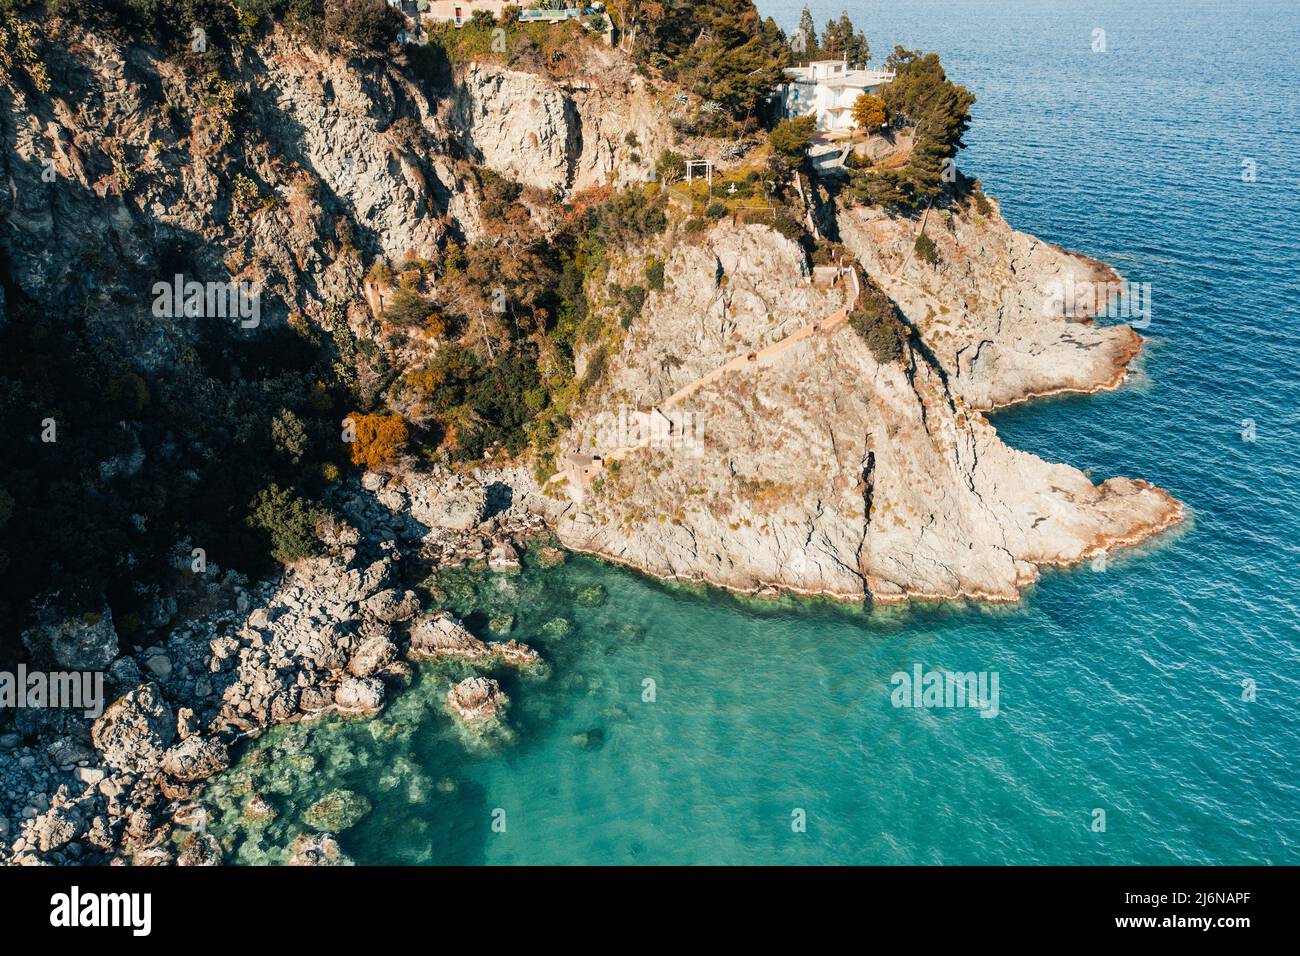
[821,12,869,67]
[795,4,818,58]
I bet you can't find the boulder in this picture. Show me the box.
[177,832,222,866]
[405,475,487,531]
[488,539,521,571]
[287,831,353,866]
[407,611,490,661]
[90,683,175,774]
[489,639,542,668]
[161,736,231,782]
[335,676,384,714]
[363,588,420,623]
[447,676,508,724]
[347,632,398,678]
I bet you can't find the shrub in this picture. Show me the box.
[644,258,665,291]
[346,413,409,469]
[271,408,309,465]
[848,279,908,365]
[383,286,437,327]
[913,233,940,266]
[769,116,816,160]
[247,484,321,564]
[323,0,402,53]
[705,201,727,219]
[622,284,647,315]
[598,186,668,245]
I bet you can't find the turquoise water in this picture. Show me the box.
[207,0,1300,864]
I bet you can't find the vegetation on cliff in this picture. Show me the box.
[850,47,976,211]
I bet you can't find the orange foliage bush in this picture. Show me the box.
[346,413,409,470]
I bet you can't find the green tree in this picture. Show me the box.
[848,278,907,364]
[271,408,309,465]
[247,484,321,564]
[851,49,974,210]
[769,115,816,160]
[794,4,818,58]
[821,12,868,67]
[636,0,791,120]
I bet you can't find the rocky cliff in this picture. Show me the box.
[834,199,1143,410]
[0,17,1187,865]
[549,219,1181,604]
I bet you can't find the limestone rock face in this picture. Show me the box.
[554,220,1182,604]
[447,676,508,724]
[836,201,1144,410]
[91,683,176,774]
[450,52,677,195]
[403,473,487,531]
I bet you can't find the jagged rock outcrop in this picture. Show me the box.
[552,220,1181,604]
[408,610,541,666]
[447,676,508,724]
[836,200,1144,410]
[450,47,679,195]
[90,683,175,774]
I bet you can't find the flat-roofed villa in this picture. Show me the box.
[780,59,896,132]
[423,0,606,26]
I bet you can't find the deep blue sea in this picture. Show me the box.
[206,0,1299,864]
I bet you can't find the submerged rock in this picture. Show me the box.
[571,727,607,751]
[536,546,568,569]
[287,831,354,866]
[576,584,608,607]
[177,832,222,866]
[244,794,277,825]
[542,618,574,640]
[303,789,372,832]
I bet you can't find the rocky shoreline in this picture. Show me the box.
[0,466,553,865]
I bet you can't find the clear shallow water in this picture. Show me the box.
[207,0,1299,864]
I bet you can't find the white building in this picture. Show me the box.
[780,60,895,132]
[423,0,511,25]
[423,1,605,26]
